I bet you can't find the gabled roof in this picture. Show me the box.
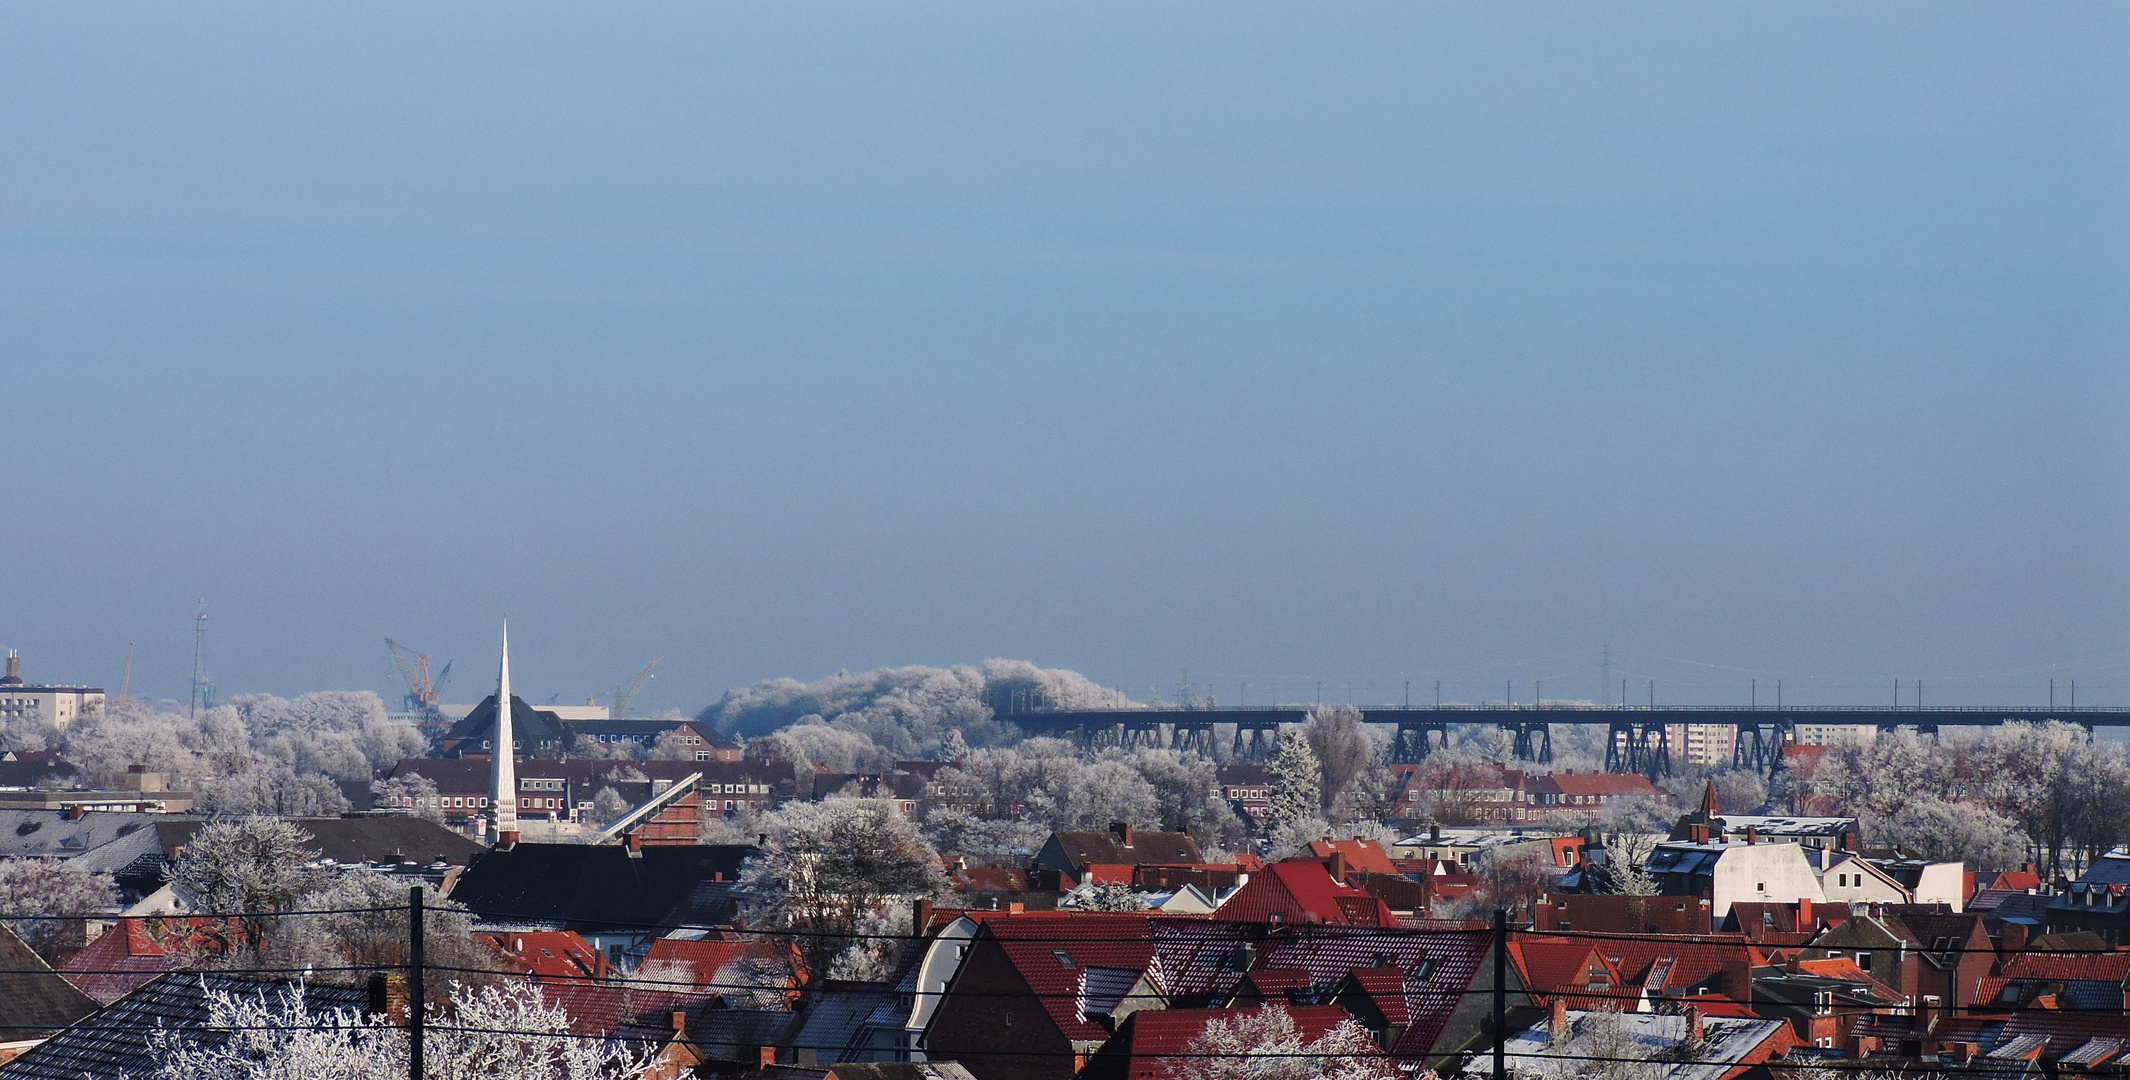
[1490,1010,1791,1080]
[439,694,571,753]
[58,917,240,1004]
[483,930,611,982]
[1213,862,1396,927]
[1044,830,1203,871]
[1587,934,1756,1001]
[0,925,98,1040]
[1257,923,1492,1061]
[1086,1005,1365,1080]
[1995,949,2130,985]
[1299,839,1398,877]
[449,842,755,928]
[1506,938,1628,1011]
[0,973,370,1080]
[979,913,1155,1043]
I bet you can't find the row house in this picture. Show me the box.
[381,757,796,828]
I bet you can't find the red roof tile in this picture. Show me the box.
[1216,862,1396,927]
[1095,1005,1368,1080]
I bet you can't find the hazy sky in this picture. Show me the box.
[2,4,2125,713]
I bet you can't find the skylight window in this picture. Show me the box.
[1054,950,1075,968]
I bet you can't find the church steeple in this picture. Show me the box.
[1700,780,1721,818]
[490,623,519,847]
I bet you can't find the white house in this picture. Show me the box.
[1646,837,1826,918]
[1809,850,1965,911]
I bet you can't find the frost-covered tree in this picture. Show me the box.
[369,775,441,823]
[739,798,946,981]
[704,660,1129,752]
[1880,798,2026,870]
[1126,749,1246,844]
[1303,706,1376,812]
[263,872,498,984]
[167,819,325,957]
[940,729,971,762]
[1266,730,1322,833]
[1265,815,1332,860]
[1170,1003,1394,1080]
[1063,882,1148,912]
[151,979,652,1080]
[0,859,117,960]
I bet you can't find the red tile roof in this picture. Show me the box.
[59,918,241,1005]
[482,931,610,982]
[1094,1005,1367,1080]
[1997,950,2130,984]
[1216,862,1396,927]
[984,913,1156,1043]
[1508,938,1630,1011]
[1300,839,1399,877]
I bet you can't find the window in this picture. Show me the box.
[1757,882,1767,893]
[1855,952,1872,972]
[1836,874,1846,886]
[1053,950,1074,968]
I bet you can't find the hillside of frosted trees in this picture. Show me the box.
[0,658,2122,879]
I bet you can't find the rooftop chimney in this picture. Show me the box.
[913,897,934,936]
[670,1011,688,1037]
[1111,821,1134,846]
[1690,824,1711,844]
[1745,827,1759,845]
[2000,923,2029,953]
[625,832,643,856]
[1,651,18,685]
[1549,998,1569,1043]
[1328,851,1348,883]
[1684,1005,1704,1044]
[1798,896,1813,929]
[1430,824,1442,842]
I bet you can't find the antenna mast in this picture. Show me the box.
[189,604,210,721]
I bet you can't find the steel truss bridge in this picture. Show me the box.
[1002,706,2130,780]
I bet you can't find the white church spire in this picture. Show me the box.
[490,622,519,846]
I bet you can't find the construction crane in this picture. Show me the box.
[612,657,663,716]
[385,638,448,717]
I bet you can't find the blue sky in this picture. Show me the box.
[1,4,2124,712]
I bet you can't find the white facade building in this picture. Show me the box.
[1646,838,1827,918]
[0,652,104,730]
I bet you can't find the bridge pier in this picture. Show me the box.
[1503,721,1553,764]
[1733,720,1794,778]
[1606,720,1672,781]
[1391,720,1446,764]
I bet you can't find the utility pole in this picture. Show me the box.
[408,885,425,1080]
[1405,681,1411,709]
[189,604,209,721]
[1751,679,1757,709]
[1435,681,1441,708]
[1316,681,1323,706]
[1505,680,1512,708]
[1492,908,1508,1080]
[1600,642,1611,706]
[1648,679,1654,708]
[1776,680,1782,710]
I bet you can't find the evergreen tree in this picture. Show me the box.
[1266,729,1322,832]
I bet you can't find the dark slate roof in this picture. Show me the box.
[0,925,98,1040]
[0,755,80,790]
[790,981,898,1063]
[1044,830,1203,870]
[0,973,370,1080]
[692,1007,800,1062]
[0,811,183,861]
[449,842,756,929]
[437,695,572,756]
[73,817,485,877]
[2074,854,2130,887]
